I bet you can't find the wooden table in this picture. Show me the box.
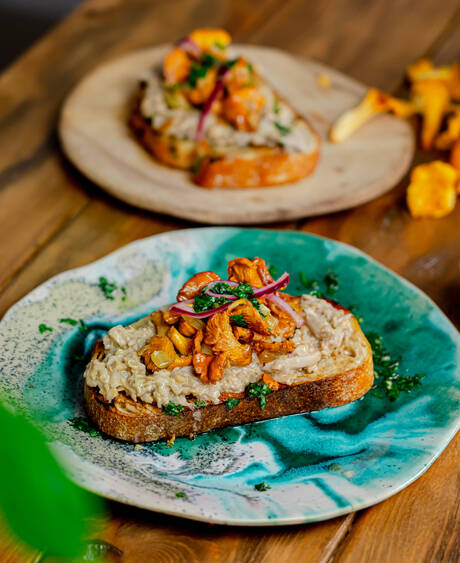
[0,1,459,561]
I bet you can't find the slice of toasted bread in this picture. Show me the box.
[84,316,372,443]
[129,84,320,189]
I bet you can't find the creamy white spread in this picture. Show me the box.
[139,70,316,154]
[84,295,367,409]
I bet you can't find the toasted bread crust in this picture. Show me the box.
[84,321,373,443]
[129,86,320,188]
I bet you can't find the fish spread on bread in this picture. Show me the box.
[84,257,373,441]
[129,29,320,188]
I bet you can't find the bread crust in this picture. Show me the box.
[129,86,320,188]
[84,319,373,443]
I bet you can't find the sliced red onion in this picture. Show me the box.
[170,300,232,319]
[253,273,289,298]
[175,36,201,58]
[203,279,239,300]
[266,293,305,328]
[196,66,229,141]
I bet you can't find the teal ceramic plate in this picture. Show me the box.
[0,228,459,525]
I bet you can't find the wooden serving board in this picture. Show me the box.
[59,45,414,224]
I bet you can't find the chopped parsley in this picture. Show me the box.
[188,54,218,88]
[98,276,117,300]
[194,400,206,408]
[79,319,89,332]
[38,323,53,334]
[69,417,101,437]
[273,98,280,115]
[324,271,339,295]
[254,481,271,491]
[268,264,279,278]
[274,121,291,136]
[176,491,186,498]
[214,41,226,50]
[299,272,323,297]
[193,293,228,313]
[163,402,185,417]
[60,318,78,326]
[223,58,238,69]
[230,314,248,328]
[226,398,240,410]
[367,332,425,401]
[247,380,272,410]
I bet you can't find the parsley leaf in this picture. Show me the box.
[60,318,78,326]
[176,491,186,498]
[254,481,271,491]
[193,293,228,312]
[274,121,291,136]
[194,400,206,408]
[230,314,248,328]
[69,417,101,437]
[247,380,272,410]
[324,271,339,294]
[226,398,240,410]
[38,323,53,334]
[273,98,280,115]
[367,332,425,401]
[163,402,185,417]
[98,276,117,300]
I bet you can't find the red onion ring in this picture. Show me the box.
[252,273,289,298]
[265,293,305,328]
[170,300,233,319]
[203,279,239,300]
[196,66,229,141]
[175,36,201,58]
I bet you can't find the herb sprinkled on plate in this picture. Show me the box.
[38,323,53,334]
[254,481,271,492]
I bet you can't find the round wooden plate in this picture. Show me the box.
[59,45,414,224]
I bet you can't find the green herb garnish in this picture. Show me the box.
[79,319,89,332]
[60,318,78,326]
[38,323,53,334]
[230,314,248,328]
[268,264,279,278]
[299,272,323,297]
[214,41,226,50]
[176,491,186,498]
[194,400,206,408]
[73,354,84,362]
[163,402,185,417]
[274,121,291,136]
[98,276,117,300]
[188,54,218,88]
[367,332,425,401]
[226,398,240,410]
[247,380,272,410]
[193,293,228,313]
[69,417,101,437]
[254,481,271,491]
[324,271,339,295]
[223,58,238,69]
[273,98,280,115]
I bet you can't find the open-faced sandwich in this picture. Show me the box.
[84,257,373,442]
[129,29,320,188]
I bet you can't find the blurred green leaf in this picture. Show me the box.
[0,401,103,558]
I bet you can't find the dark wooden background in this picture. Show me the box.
[0,1,459,561]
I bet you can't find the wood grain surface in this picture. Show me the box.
[59,45,413,223]
[0,1,459,562]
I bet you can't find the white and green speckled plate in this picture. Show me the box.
[0,228,459,525]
